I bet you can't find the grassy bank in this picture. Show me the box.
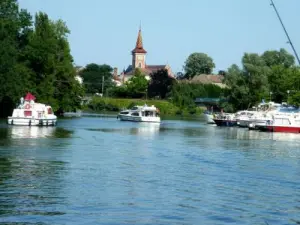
[85,97,203,116]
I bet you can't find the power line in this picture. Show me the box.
[270,0,300,65]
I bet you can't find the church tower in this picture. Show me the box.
[132,27,147,69]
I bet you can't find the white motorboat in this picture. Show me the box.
[248,102,300,130]
[7,93,57,126]
[117,104,161,123]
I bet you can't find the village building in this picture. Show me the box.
[113,28,174,85]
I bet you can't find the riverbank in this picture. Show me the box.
[84,97,204,116]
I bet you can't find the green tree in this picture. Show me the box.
[80,64,114,94]
[224,64,251,110]
[25,12,84,112]
[184,52,215,78]
[0,0,33,116]
[148,69,174,99]
[260,49,296,103]
[51,20,84,112]
[286,67,300,105]
[242,53,270,104]
[261,48,295,68]
[126,69,148,98]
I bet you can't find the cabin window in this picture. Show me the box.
[24,111,32,117]
[120,112,129,115]
[132,112,139,116]
[145,111,154,117]
[48,108,53,114]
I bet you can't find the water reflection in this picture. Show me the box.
[7,126,73,140]
[225,127,300,143]
[88,122,160,137]
[129,123,160,137]
[9,126,56,139]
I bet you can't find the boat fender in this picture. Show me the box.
[117,115,119,119]
[11,120,13,125]
[46,120,48,126]
[29,120,31,126]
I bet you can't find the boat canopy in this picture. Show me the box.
[24,92,36,101]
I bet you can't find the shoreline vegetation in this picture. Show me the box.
[84,97,204,116]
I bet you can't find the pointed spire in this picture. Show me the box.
[132,26,147,54]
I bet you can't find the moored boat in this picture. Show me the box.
[7,93,57,126]
[213,113,237,127]
[258,114,300,133]
[117,104,161,123]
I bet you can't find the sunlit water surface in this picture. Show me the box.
[0,116,300,225]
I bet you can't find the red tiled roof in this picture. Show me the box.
[190,74,224,84]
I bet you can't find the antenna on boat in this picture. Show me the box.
[270,0,300,65]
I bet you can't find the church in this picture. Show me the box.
[113,27,174,84]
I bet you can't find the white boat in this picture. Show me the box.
[248,102,300,130]
[235,110,257,128]
[63,110,82,118]
[7,93,57,126]
[258,114,300,133]
[117,104,161,123]
[204,111,215,124]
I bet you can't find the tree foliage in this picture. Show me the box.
[184,52,215,78]
[171,83,224,110]
[126,69,148,98]
[261,48,295,68]
[148,69,174,99]
[80,63,113,94]
[224,49,300,111]
[0,1,84,116]
[110,69,148,98]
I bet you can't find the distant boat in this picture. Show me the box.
[63,110,82,118]
[117,104,161,123]
[7,93,57,126]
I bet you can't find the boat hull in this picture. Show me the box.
[260,125,300,133]
[7,117,57,126]
[237,119,250,128]
[118,114,160,123]
[213,119,237,127]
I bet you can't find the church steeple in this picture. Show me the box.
[132,26,147,69]
[132,27,147,54]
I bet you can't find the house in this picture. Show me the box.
[114,27,174,84]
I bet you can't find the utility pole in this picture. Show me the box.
[102,76,104,96]
[270,0,300,65]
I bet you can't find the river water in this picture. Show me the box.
[0,116,300,225]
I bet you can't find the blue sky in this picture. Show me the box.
[18,0,300,74]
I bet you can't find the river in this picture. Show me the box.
[0,116,300,224]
